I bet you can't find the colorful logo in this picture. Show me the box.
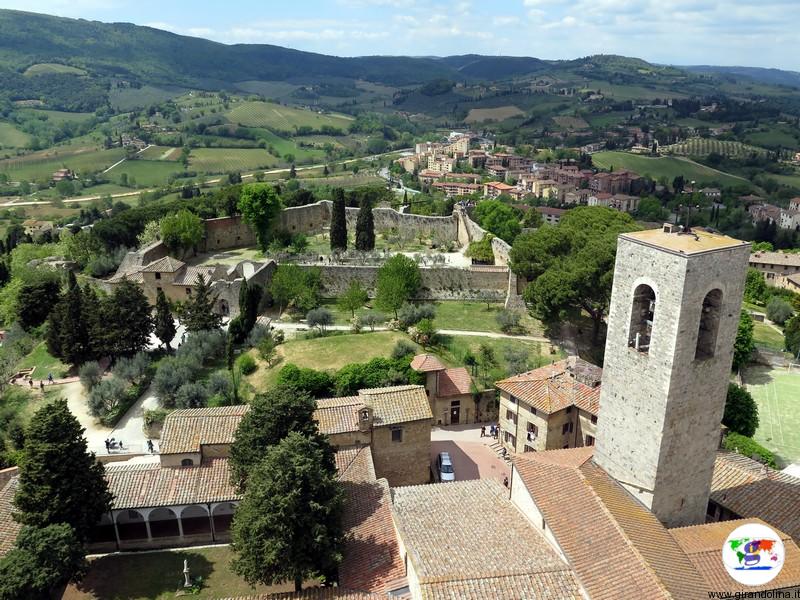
[722,523,785,586]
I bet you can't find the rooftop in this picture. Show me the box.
[140,256,186,273]
[495,357,602,415]
[410,354,446,373]
[710,451,800,543]
[0,476,21,558]
[514,448,708,599]
[160,405,250,455]
[392,478,581,599]
[620,228,749,256]
[749,251,800,268]
[437,367,472,397]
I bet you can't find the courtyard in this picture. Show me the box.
[430,424,511,484]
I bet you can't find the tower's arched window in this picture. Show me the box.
[629,284,656,353]
[695,289,723,361]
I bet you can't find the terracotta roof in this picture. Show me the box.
[140,256,186,273]
[392,479,582,599]
[223,590,383,600]
[514,449,708,600]
[436,367,472,397]
[338,447,405,595]
[749,251,800,268]
[106,458,239,510]
[710,451,800,543]
[159,405,250,455]
[315,397,362,435]
[0,476,21,558]
[495,357,602,415]
[410,354,446,373]
[671,518,800,593]
[172,265,218,286]
[357,385,433,426]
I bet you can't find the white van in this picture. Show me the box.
[436,451,456,482]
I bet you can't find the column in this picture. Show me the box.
[208,503,216,543]
[111,511,121,551]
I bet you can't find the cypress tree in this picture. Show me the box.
[59,272,91,365]
[154,288,176,351]
[179,274,223,332]
[355,196,375,251]
[80,284,103,361]
[330,188,347,252]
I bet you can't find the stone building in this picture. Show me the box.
[410,354,493,425]
[594,226,750,528]
[495,357,601,454]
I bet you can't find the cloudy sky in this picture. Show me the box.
[8,0,799,70]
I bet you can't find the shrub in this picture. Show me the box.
[723,383,759,437]
[258,336,278,365]
[504,347,529,375]
[496,309,523,334]
[112,352,151,385]
[306,307,334,334]
[227,315,248,344]
[276,363,334,398]
[246,324,272,348]
[177,329,226,364]
[723,432,778,468]
[143,408,168,430]
[79,361,103,391]
[392,339,418,359]
[206,370,233,401]
[87,378,128,418]
[153,356,202,408]
[409,318,436,347]
[174,382,209,409]
[335,356,422,396]
[237,353,257,375]
[273,329,285,344]
[465,235,494,264]
[766,297,793,325]
[361,312,386,331]
[398,303,436,328]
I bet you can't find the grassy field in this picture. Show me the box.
[753,321,786,353]
[106,159,187,186]
[552,115,590,130]
[745,126,799,150]
[437,334,559,382]
[591,151,750,187]
[62,546,292,599]
[432,301,544,335]
[664,138,767,158]
[0,123,32,148]
[189,148,277,174]
[137,145,181,161]
[24,62,87,76]
[227,101,353,131]
[249,330,413,390]
[19,109,95,124]
[0,147,126,180]
[16,342,70,380]
[465,106,524,124]
[743,365,800,464]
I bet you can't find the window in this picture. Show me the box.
[566,406,572,414]
[155,272,162,280]
[504,431,516,446]
[509,395,518,405]
[185,288,191,295]
[506,410,517,424]
[591,415,598,425]
[181,458,194,467]
[527,422,538,436]
[451,400,460,407]
[695,289,723,361]
[391,428,403,442]
[628,284,656,353]
[585,435,595,446]
[562,422,574,435]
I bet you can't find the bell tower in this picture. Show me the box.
[594,225,750,527]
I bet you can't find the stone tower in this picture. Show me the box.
[594,225,750,528]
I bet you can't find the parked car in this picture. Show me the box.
[436,451,455,482]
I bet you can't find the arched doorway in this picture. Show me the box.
[89,512,117,544]
[115,509,148,541]
[212,502,237,535]
[148,507,180,538]
[181,505,211,537]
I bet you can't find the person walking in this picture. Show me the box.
[480,425,486,438]
[147,439,154,453]
[39,380,44,391]
[104,439,110,453]
[47,372,53,384]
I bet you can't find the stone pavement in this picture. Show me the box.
[431,424,511,484]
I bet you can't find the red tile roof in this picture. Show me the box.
[437,367,472,397]
[0,476,21,558]
[410,354,446,373]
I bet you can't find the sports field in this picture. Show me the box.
[743,365,800,464]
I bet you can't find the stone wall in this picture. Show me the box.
[278,200,459,242]
[371,419,431,486]
[300,264,509,301]
[202,216,257,252]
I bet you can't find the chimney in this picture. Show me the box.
[357,405,373,433]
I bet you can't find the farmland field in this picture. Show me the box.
[234,80,300,99]
[105,159,187,186]
[591,151,750,187]
[0,147,126,180]
[137,145,181,161]
[24,63,87,76]
[465,105,524,124]
[226,101,353,131]
[189,148,277,173]
[19,109,95,124]
[552,115,590,130]
[664,138,767,158]
[108,85,185,111]
[745,126,800,150]
[0,123,32,148]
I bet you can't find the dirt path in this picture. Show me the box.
[62,381,112,454]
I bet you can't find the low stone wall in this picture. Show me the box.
[302,264,509,301]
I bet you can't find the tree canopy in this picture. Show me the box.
[159,209,204,255]
[231,432,343,592]
[330,188,347,252]
[723,383,759,438]
[733,311,755,371]
[154,288,176,350]
[178,274,223,332]
[337,280,368,317]
[13,399,111,542]
[375,254,421,318]
[473,200,522,243]
[354,196,375,251]
[510,206,638,341]
[238,184,282,252]
[270,265,321,314]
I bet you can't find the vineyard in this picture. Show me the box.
[226,101,353,132]
[189,148,278,174]
[664,138,767,158]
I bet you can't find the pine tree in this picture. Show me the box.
[179,274,223,332]
[80,284,103,361]
[100,280,154,360]
[329,188,347,252]
[154,288,176,351]
[14,399,112,542]
[355,196,375,251]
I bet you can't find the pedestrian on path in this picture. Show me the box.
[503,475,509,488]
[48,372,53,384]
[28,378,32,388]
[39,380,44,391]
[118,439,124,451]
[104,439,110,453]
[147,439,154,453]
[480,425,486,438]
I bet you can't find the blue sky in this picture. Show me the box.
[9,0,799,70]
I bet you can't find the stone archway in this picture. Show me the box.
[115,509,148,541]
[89,512,117,544]
[180,505,211,536]
[148,507,180,538]
[212,502,237,535]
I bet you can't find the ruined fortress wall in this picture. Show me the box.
[202,216,257,251]
[299,264,509,301]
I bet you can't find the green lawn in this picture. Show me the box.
[753,321,786,353]
[106,159,187,186]
[16,341,70,379]
[62,545,295,600]
[591,151,751,187]
[743,365,800,464]
[432,301,544,335]
[0,122,32,148]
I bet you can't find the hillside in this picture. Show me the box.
[684,65,800,89]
